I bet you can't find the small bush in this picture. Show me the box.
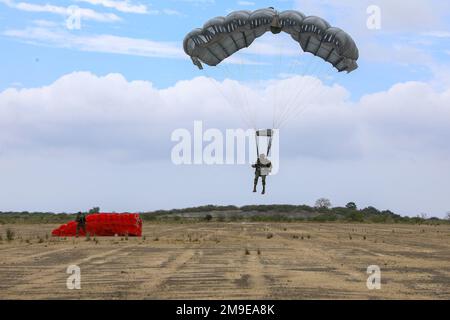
[6,228,15,241]
[266,233,273,239]
[245,248,250,255]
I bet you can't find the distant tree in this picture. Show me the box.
[348,211,365,222]
[204,214,213,222]
[420,213,428,219]
[315,198,332,209]
[345,202,357,210]
[362,206,380,215]
[88,207,100,214]
[446,212,450,221]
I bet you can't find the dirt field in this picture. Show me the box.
[0,222,449,299]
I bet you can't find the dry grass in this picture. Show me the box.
[0,222,449,299]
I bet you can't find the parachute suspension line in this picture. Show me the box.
[274,54,320,127]
[275,60,321,126]
[255,129,274,157]
[236,53,257,129]
[272,56,307,128]
[277,62,327,128]
[223,62,256,129]
[276,56,332,127]
[278,67,332,128]
[277,62,334,128]
[267,134,273,156]
[223,61,256,130]
[271,55,303,128]
[203,69,253,129]
[273,54,322,128]
[272,33,287,130]
[255,132,260,158]
[254,42,264,129]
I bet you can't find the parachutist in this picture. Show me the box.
[252,154,272,195]
[75,212,87,237]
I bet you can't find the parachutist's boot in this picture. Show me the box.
[262,185,266,195]
[253,184,257,193]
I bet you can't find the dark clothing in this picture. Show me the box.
[252,159,272,176]
[252,159,272,194]
[254,174,266,187]
[75,213,87,236]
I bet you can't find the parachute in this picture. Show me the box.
[51,213,142,237]
[183,7,360,166]
[183,8,358,73]
[183,7,359,134]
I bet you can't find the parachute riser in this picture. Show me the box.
[255,129,274,158]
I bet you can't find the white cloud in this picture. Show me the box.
[295,0,450,33]
[3,27,184,59]
[179,0,215,4]
[1,72,449,160]
[31,20,60,28]
[162,9,182,16]
[1,72,450,215]
[422,31,450,38]
[0,0,121,22]
[3,26,277,65]
[76,0,149,14]
[237,1,255,6]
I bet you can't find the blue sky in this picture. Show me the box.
[1,0,448,94]
[1,0,450,216]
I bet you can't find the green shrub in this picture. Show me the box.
[6,228,15,241]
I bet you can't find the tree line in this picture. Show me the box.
[1,202,448,224]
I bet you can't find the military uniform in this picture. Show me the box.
[252,157,272,194]
[75,212,87,237]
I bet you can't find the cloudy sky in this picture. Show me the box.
[0,0,449,217]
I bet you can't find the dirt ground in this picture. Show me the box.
[0,222,449,299]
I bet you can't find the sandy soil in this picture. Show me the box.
[0,222,449,299]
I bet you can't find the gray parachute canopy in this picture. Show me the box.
[183,8,359,73]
